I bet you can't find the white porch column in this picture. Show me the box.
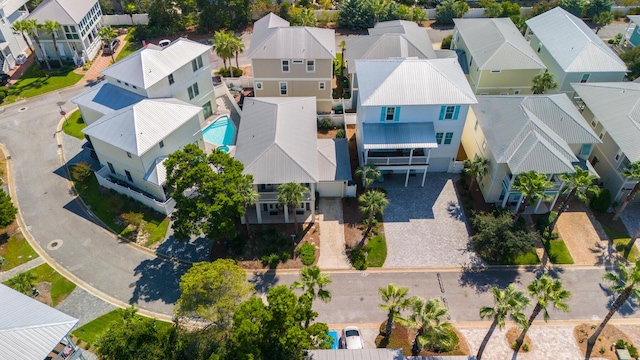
[533,197,542,213]
[421,167,428,187]
[514,193,524,213]
[284,204,290,223]
[425,148,431,164]
[255,202,262,224]
[310,184,316,219]
[548,191,560,213]
[364,149,369,164]
[404,169,410,187]
[501,175,515,209]
[409,148,414,165]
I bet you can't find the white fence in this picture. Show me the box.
[102,14,149,26]
[221,76,253,89]
[345,184,357,197]
[318,113,346,127]
[94,167,175,215]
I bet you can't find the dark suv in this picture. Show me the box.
[0,73,9,86]
[103,38,120,55]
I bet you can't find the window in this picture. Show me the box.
[385,107,396,121]
[168,74,174,85]
[197,56,203,69]
[306,59,315,72]
[126,151,132,158]
[615,150,623,162]
[591,156,599,167]
[491,70,501,73]
[318,81,325,90]
[117,79,121,83]
[188,83,199,100]
[599,130,606,139]
[292,59,303,64]
[482,139,487,149]
[124,82,129,86]
[439,105,459,120]
[514,90,520,95]
[469,56,473,67]
[132,85,137,89]
[580,73,590,83]
[125,170,133,182]
[107,162,115,174]
[474,119,479,131]
[591,118,598,128]
[279,82,288,95]
[255,82,263,90]
[192,57,203,72]
[159,140,164,148]
[281,59,290,72]
[444,132,454,145]
[580,144,592,157]
[203,101,213,118]
[537,43,542,53]
[436,132,443,144]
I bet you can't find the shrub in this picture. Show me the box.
[441,34,452,49]
[280,251,290,263]
[318,118,334,130]
[336,129,346,138]
[71,162,92,182]
[121,211,144,227]
[0,189,17,228]
[537,211,557,232]
[350,247,368,270]
[609,33,623,44]
[522,343,529,352]
[216,67,243,77]
[591,189,611,213]
[0,88,8,97]
[296,242,316,265]
[472,210,538,264]
[629,6,640,15]
[612,9,624,19]
[261,253,281,268]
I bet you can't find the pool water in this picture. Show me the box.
[202,115,235,145]
[328,331,339,350]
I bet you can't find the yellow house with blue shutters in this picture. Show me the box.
[354,58,477,186]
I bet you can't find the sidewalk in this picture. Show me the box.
[0,256,44,282]
[74,34,129,86]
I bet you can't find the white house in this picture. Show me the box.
[354,58,477,186]
[27,0,103,65]
[0,0,31,71]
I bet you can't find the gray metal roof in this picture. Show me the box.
[363,122,438,149]
[28,0,94,24]
[572,82,640,162]
[144,156,168,185]
[71,82,145,117]
[453,18,545,71]
[82,98,202,156]
[234,97,319,184]
[101,38,211,89]
[305,349,403,360]
[356,58,477,106]
[0,284,78,360]
[473,94,600,174]
[628,15,640,24]
[248,13,335,59]
[317,139,352,182]
[525,7,627,72]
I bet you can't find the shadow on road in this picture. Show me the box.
[458,265,526,293]
[156,235,211,263]
[130,257,188,306]
[248,270,279,295]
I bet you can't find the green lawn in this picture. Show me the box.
[4,64,83,104]
[3,263,76,306]
[364,234,387,267]
[0,233,38,270]
[115,33,141,62]
[62,111,86,140]
[72,309,172,346]
[512,250,541,265]
[614,238,640,262]
[544,239,574,264]
[598,217,640,262]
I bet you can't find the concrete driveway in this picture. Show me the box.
[379,174,482,268]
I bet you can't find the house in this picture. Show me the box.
[451,18,546,95]
[460,94,601,213]
[247,13,335,114]
[354,58,477,187]
[0,284,85,360]
[27,0,103,65]
[0,0,31,71]
[572,82,640,202]
[343,20,456,106]
[524,7,627,95]
[234,97,352,224]
[621,15,640,48]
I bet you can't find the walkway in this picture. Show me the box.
[317,198,351,270]
[74,33,129,86]
[0,256,44,282]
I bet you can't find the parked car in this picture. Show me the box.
[159,39,171,48]
[0,73,10,86]
[340,326,364,349]
[103,38,120,55]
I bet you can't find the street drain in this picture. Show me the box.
[47,239,63,250]
[129,282,136,288]
[18,107,27,112]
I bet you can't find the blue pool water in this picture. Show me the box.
[202,115,235,145]
[328,331,339,350]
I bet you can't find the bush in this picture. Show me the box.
[472,210,538,264]
[612,9,624,20]
[216,67,243,77]
[280,251,290,263]
[537,211,557,232]
[71,162,92,182]
[350,247,368,270]
[591,189,611,213]
[336,129,346,138]
[318,118,334,130]
[121,211,144,227]
[296,242,316,265]
[441,34,452,50]
[0,189,17,228]
[628,6,640,15]
[609,32,623,45]
[261,253,281,268]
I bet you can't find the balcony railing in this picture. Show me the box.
[257,191,313,202]
[367,156,428,166]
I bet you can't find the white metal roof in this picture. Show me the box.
[453,18,546,71]
[355,58,477,106]
[2,0,28,16]
[572,82,640,162]
[234,97,319,184]
[101,38,211,89]
[363,122,438,149]
[71,82,145,117]
[628,15,640,24]
[305,349,403,360]
[144,156,168,185]
[82,98,202,156]
[317,139,352,182]
[525,7,627,72]
[28,0,94,24]
[248,13,335,60]
[0,284,78,360]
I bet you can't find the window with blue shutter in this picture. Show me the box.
[453,106,460,120]
[439,106,445,120]
[440,106,457,120]
[380,107,386,122]
[394,107,400,121]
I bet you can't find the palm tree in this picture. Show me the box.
[230,34,245,71]
[399,297,453,355]
[211,30,234,76]
[98,26,118,62]
[124,3,137,24]
[587,260,640,355]
[355,163,381,190]
[291,265,332,303]
[358,190,389,244]
[548,166,599,233]
[379,284,413,337]
[453,0,470,18]
[371,0,391,23]
[42,20,63,68]
[477,284,530,360]
[26,20,51,71]
[277,182,308,232]
[512,170,553,214]
[237,176,259,236]
[514,274,571,351]
[11,20,34,54]
[593,11,613,34]
[626,228,640,256]
[612,161,640,221]
[7,272,37,295]
[532,70,558,94]
[463,155,489,192]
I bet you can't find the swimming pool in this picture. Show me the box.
[202,115,235,146]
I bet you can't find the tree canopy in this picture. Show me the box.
[472,211,538,263]
[586,0,613,18]
[435,0,459,25]
[0,189,17,228]
[621,46,640,80]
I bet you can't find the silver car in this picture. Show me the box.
[341,326,364,349]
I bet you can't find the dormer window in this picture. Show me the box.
[159,140,164,148]
[168,74,175,85]
[281,60,290,72]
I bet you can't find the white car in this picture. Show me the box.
[158,39,171,47]
[341,326,364,349]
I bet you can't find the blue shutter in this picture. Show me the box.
[380,107,386,122]
[439,106,445,120]
[394,107,400,121]
[453,106,460,120]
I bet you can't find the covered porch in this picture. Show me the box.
[246,184,316,224]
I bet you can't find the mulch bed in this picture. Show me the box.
[375,321,471,356]
[574,323,635,360]
[505,327,533,353]
[454,178,497,235]
[317,128,340,139]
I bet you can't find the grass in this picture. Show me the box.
[614,238,640,262]
[115,33,141,62]
[19,263,76,306]
[61,111,86,140]
[72,309,172,346]
[364,234,387,267]
[596,212,639,262]
[4,63,83,104]
[544,238,574,264]
[0,233,38,270]
[511,250,541,265]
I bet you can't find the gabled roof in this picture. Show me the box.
[453,18,545,71]
[473,94,600,174]
[101,38,211,89]
[2,0,28,16]
[82,98,202,156]
[27,0,94,24]
[317,139,352,182]
[0,285,78,360]
[355,58,477,106]
[525,7,627,72]
[247,13,335,59]
[70,82,145,117]
[344,20,437,74]
[234,97,319,184]
[572,82,640,162]
[628,15,640,25]
[144,156,168,185]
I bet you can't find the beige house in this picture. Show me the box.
[461,95,600,213]
[573,82,640,202]
[247,13,335,114]
[451,18,546,95]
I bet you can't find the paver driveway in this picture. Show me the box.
[380,174,483,268]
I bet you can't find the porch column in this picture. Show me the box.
[533,197,542,213]
[425,148,431,164]
[548,191,560,213]
[514,193,524,213]
[284,204,290,223]
[310,184,316,220]
[501,175,515,209]
[364,149,369,165]
[255,202,262,224]
[409,149,414,165]
[404,169,410,187]
[421,167,428,187]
